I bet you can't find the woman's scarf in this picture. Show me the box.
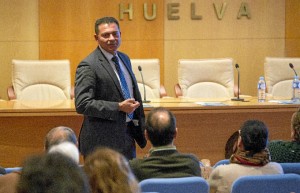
[230,148,270,166]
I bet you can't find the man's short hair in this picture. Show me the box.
[95,17,120,34]
[146,107,176,146]
[239,120,269,154]
[44,126,77,151]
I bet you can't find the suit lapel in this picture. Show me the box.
[95,48,124,98]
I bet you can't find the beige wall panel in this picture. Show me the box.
[285,0,300,56]
[39,0,164,41]
[0,0,39,41]
[164,39,285,97]
[164,0,284,39]
[0,0,39,100]
[164,0,285,97]
[40,0,164,84]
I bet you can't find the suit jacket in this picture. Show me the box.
[75,47,146,159]
[129,149,201,181]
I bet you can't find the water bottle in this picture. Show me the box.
[257,76,266,103]
[292,75,300,102]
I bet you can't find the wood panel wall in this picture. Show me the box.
[39,0,164,87]
[0,0,39,100]
[0,1,299,99]
[286,0,300,57]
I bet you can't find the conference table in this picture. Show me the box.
[0,97,298,167]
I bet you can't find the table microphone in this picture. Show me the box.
[138,65,151,103]
[231,63,245,101]
[289,63,298,76]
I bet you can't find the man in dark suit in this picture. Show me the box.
[129,107,201,181]
[75,17,146,160]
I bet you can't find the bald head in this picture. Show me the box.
[146,107,176,147]
[44,126,77,151]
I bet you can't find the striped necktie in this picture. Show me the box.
[112,56,134,119]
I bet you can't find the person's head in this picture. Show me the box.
[291,108,300,142]
[145,107,177,147]
[94,17,121,55]
[48,141,80,164]
[238,120,269,155]
[17,153,90,193]
[44,126,77,151]
[84,147,140,193]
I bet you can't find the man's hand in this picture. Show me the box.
[118,98,140,113]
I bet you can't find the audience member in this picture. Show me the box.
[16,152,90,193]
[44,126,78,151]
[84,147,140,193]
[129,107,201,181]
[224,130,239,159]
[208,120,283,193]
[268,108,300,162]
[0,126,79,193]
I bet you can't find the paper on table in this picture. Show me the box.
[195,102,227,106]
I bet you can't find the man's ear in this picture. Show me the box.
[94,34,98,41]
[173,127,178,139]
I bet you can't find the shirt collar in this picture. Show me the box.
[99,45,117,61]
[149,145,177,154]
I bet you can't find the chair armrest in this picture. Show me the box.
[174,83,183,98]
[159,85,168,98]
[7,86,16,100]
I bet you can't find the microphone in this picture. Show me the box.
[138,65,151,103]
[231,63,245,101]
[289,63,298,76]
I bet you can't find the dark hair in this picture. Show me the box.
[224,131,239,159]
[95,17,120,34]
[146,107,176,146]
[44,126,77,151]
[240,120,268,155]
[17,153,90,193]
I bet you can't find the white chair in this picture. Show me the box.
[8,59,73,100]
[264,57,300,99]
[131,59,167,99]
[175,58,235,98]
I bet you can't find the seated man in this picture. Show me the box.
[129,107,201,181]
[268,108,300,162]
[208,120,283,193]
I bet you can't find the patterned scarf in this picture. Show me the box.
[230,148,270,166]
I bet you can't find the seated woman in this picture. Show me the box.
[208,120,283,193]
[268,108,300,162]
[83,147,140,193]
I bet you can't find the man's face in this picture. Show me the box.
[94,22,121,55]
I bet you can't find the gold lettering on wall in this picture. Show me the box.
[144,3,157,21]
[167,3,180,20]
[119,3,133,20]
[213,2,227,20]
[191,3,202,20]
[237,2,251,19]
